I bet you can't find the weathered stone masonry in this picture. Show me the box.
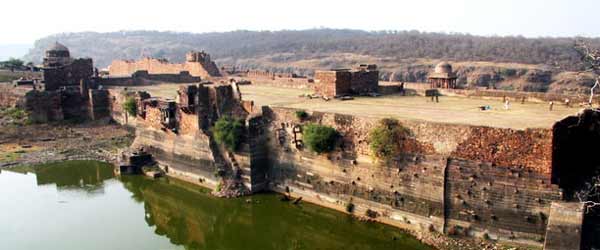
[261,107,589,248]
[109,51,221,78]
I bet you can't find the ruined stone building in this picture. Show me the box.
[108,51,222,78]
[428,62,458,89]
[314,64,379,97]
[42,42,94,91]
[0,43,109,122]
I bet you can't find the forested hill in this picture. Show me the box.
[24,29,600,69]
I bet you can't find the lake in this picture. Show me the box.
[0,160,434,250]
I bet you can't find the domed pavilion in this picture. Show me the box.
[428,62,458,89]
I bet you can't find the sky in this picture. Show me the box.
[0,0,599,46]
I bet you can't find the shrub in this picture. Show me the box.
[303,123,338,153]
[369,118,409,160]
[295,110,309,120]
[212,116,245,151]
[365,209,378,218]
[4,108,26,120]
[123,97,137,117]
[346,202,355,213]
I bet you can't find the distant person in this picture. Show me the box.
[549,101,554,111]
[521,97,525,104]
[504,99,510,110]
[564,98,570,107]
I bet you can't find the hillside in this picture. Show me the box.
[23,29,600,94]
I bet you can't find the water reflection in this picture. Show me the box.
[1,161,433,250]
[121,176,433,250]
[9,160,114,193]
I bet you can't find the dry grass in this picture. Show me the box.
[241,85,579,129]
[122,84,580,130]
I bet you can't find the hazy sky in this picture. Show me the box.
[1,0,599,45]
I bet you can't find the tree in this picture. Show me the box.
[574,41,600,105]
[122,97,137,117]
[576,176,600,214]
[303,123,338,153]
[212,116,245,151]
[1,58,25,71]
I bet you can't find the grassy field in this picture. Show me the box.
[126,84,581,129]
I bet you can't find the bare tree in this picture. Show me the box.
[576,176,600,213]
[574,41,600,106]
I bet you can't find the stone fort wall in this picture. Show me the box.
[109,57,221,78]
[261,107,568,247]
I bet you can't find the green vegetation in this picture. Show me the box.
[345,202,355,213]
[369,118,410,161]
[303,123,338,154]
[0,58,24,70]
[295,110,309,120]
[2,107,27,120]
[122,97,137,117]
[498,68,517,77]
[212,116,245,151]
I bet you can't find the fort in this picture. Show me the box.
[1,44,599,250]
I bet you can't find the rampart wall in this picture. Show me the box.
[261,107,567,247]
[109,58,220,78]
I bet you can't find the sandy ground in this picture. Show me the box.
[127,83,581,130]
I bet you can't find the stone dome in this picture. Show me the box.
[45,42,70,58]
[47,42,69,52]
[434,62,453,74]
[43,42,72,67]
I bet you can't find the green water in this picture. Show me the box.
[0,161,434,250]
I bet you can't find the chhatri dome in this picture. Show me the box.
[428,61,458,89]
[434,62,453,74]
[43,42,72,67]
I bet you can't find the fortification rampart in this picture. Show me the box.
[60,82,594,249]
[261,107,573,247]
[109,56,221,78]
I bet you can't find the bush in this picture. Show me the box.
[369,118,409,160]
[303,123,338,153]
[345,202,355,213]
[365,209,378,218]
[295,110,308,120]
[123,97,137,117]
[4,108,26,120]
[212,116,245,151]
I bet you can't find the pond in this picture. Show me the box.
[0,161,434,250]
